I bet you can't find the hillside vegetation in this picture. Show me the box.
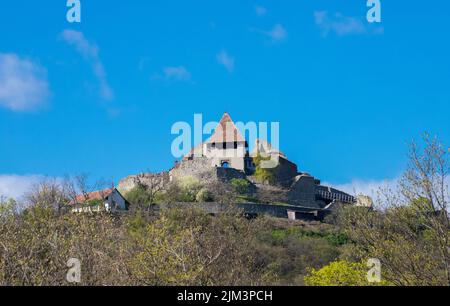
[0,135,449,286]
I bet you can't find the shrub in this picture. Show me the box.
[253,222,343,285]
[252,154,276,184]
[304,260,392,286]
[305,260,368,286]
[0,197,17,218]
[196,188,213,203]
[125,186,154,209]
[126,208,274,285]
[231,179,250,195]
[179,176,203,202]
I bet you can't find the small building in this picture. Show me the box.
[71,188,130,213]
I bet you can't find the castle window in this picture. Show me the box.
[221,161,230,168]
[234,142,238,149]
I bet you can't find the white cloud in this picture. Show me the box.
[164,66,191,81]
[0,53,50,112]
[61,30,114,101]
[324,177,400,201]
[0,174,44,200]
[216,50,235,73]
[251,24,287,42]
[255,5,267,16]
[61,30,98,58]
[153,66,192,82]
[314,11,366,37]
[326,175,450,210]
[267,24,287,41]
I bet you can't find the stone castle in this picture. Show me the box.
[118,113,367,219]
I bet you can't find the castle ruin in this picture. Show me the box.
[119,113,365,219]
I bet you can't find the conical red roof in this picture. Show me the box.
[206,113,246,143]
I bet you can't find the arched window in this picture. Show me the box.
[221,161,230,168]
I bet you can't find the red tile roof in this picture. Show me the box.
[75,188,114,203]
[206,112,246,144]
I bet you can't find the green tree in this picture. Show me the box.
[127,215,203,285]
[126,186,155,209]
[336,135,450,286]
[0,197,17,218]
[231,179,250,195]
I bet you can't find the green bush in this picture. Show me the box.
[270,228,349,247]
[304,260,393,286]
[305,260,368,286]
[231,179,251,195]
[255,226,341,285]
[252,154,276,184]
[179,176,203,202]
[0,197,17,218]
[196,188,213,203]
[126,186,153,207]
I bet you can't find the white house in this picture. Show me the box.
[71,188,130,213]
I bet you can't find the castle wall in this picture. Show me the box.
[273,156,299,186]
[287,174,321,208]
[203,142,247,171]
[170,157,217,182]
[210,157,245,171]
[203,142,246,158]
[170,157,245,184]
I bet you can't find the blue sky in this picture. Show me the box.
[0,1,449,198]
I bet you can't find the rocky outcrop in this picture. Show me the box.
[118,172,170,193]
[118,158,247,194]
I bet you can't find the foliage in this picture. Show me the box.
[207,181,237,205]
[0,197,17,218]
[0,201,274,285]
[252,154,276,184]
[305,260,380,286]
[337,204,450,286]
[236,195,260,203]
[231,179,251,195]
[2,135,449,286]
[253,221,343,285]
[271,227,349,247]
[195,188,213,203]
[0,205,128,285]
[83,199,103,207]
[333,135,450,286]
[125,186,156,209]
[179,176,203,202]
[126,207,276,285]
[127,215,203,285]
